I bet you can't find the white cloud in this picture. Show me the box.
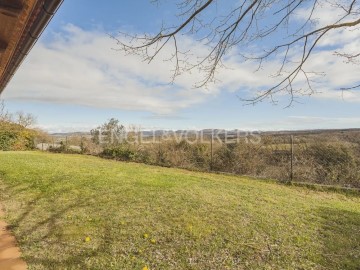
[2,18,360,113]
[294,1,359,29]
[288,116,360,126]
[3,24,219,114]
[239,116,360,131]
[290,2,360,101]
[35,123,98,133]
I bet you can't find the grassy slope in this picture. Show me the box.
[0,152,359,270]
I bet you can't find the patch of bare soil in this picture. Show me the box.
[0,207,27,270]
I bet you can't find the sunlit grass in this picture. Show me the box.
[0,151,359,269]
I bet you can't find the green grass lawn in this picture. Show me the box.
[0,151,359,270]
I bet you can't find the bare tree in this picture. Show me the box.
[113,0,360,104]
[0,100,38,127]
[14,111,37,128]
[0,100,11,122]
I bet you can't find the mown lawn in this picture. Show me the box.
[0,151,359,270]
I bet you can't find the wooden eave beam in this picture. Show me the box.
[0,3,23,18]
[0,39,8,53]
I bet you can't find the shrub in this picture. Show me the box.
[48,141,81,154]
[306,143,358,186]
[102,144,136,161]
[0,121,37,151]
[0,130,17,150]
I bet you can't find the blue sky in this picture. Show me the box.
[2,0,360,132]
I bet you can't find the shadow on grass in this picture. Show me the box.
[1,167,360,269]
[0,179,116,269]
[318,207,360,270]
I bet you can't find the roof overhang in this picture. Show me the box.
[0,0,63,95]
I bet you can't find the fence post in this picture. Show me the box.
[158,135,161,164]
[290,135,294,182]
[210,131,213,171]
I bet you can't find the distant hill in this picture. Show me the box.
[50,128,360,138]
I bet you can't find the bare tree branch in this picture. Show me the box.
[113,0,360,103]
